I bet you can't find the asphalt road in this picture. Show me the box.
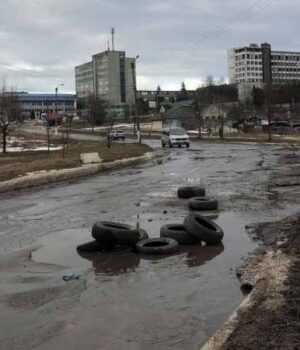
[0,141,295,350]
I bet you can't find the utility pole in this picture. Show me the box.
[131,57,141,144]
[55,83,63,131]
[265,84,272,141]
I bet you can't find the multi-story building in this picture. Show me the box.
[75,50,136,108]
[228,43,300,85]
[228,43,300,101]
[8,92,75,118]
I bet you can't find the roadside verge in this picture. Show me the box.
[0,150,165,194]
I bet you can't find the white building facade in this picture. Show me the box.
[228,43,300,85]
[228,43,300,101]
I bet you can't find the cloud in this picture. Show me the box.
[0,0,298,92]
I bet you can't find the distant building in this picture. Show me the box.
[75,50,136,108]
[10,92,75,118]
[137,90,196,110]
[163,100,197,129]
[228,43,300,101]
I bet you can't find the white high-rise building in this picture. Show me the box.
[228,43,300,86]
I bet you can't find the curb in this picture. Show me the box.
[0,151,165,194]
[200,250,290,350]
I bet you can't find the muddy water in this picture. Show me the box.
[32,212,255,350]
[0,142,292,349]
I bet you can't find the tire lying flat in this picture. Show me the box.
[188,197,218,211]
[177,186,206,199]
[160,224,201,245]
[184,212,224,245]
[77,240,106,253]
[136,238,179,255]
[92,221,140,247]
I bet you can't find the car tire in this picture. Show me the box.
[177,186,206,199]
[169,141,173,148]
[92,221,140,247]
[178,144,182,148]
[136,237,179,255]
[138,228,149,241]
[160,224,201,245]
[76,240,107,252]
[188,197,218,211]
[161,141,165,148]
[186,143,190,148]
[184,212,224,245]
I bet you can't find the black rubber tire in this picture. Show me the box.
[160,224,201,245]
[136,237,179,255]
[138,228,149,241]
[188,197,218,211]
[184,212,224,245]
[169,141,173,148]
[186,143,190,148]
[76,240,106,252]
[178,144,182,148]
[161,141,165,148]
[92,221,140,247]
[177,186,206,199]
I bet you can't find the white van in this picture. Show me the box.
[161,127,190,148]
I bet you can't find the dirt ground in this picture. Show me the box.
[213,147,300,350]
[0,132,150,182]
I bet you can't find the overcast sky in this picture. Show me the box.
[0,0,298,93]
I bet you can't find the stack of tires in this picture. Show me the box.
[77,222,149,253]
[160,212,223,246]
[177,186,218,211]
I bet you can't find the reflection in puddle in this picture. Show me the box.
[77,249,141,276]
[76,243,224,276]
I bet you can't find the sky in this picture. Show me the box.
[0,0,299,93]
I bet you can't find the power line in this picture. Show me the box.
[190,0,271,48]
[0,61,74,87]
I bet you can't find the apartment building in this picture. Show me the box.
[228,43,300,85]
[228,43,300,101]
[75,50,136,107]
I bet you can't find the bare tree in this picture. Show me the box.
[0,86,22,153]
[105,110,115,148]
[61,114,73,158]
[87,94,107,131]
[205,75,215,87]
[265,85,273,141]
[194,100,204,139]
[46,124,51,155]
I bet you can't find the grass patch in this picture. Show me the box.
[0,140,151,182]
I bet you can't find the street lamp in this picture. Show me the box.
[131,55,141,143]
[55,83,64,113]
[55,83,64,131]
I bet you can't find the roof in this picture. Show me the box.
[164,100,196,120]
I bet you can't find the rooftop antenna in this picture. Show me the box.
[111,27,115,51]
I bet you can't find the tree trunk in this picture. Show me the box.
[198,116,202,139]
[2,128,7,153]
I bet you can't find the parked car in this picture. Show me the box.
[109,129,126,140]
[161,127,190,148]
[291,123,300,133]
[270,121,291,135]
